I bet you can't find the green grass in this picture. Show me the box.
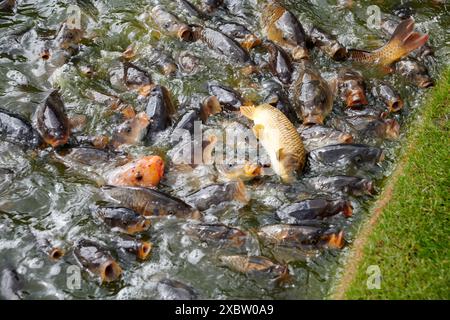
[342,66,450,299]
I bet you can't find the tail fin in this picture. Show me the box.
[386,17,429,58]
[240,105,257,120]
[233,179,249,204]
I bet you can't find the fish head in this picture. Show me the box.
[385,119,400,140]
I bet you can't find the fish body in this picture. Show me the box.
[348,17,429,67]
[372,83,404,112]
[217,21,261,50]
[112,112,150,148]
[265,41,293,84]
[157,279,198,300]
[191,26,250,64]
[258,224,345,249]
[104,155,164,188]
[395,59,434,88]
[298,125,353,152]
[185,180,248,211]
[307,175,374,196]
[102,185,200,218]
[292,60,333,125]
[241,104,305,182]
[308,144,384,171]
[116,238,152,260]
[186,223,247,247]
[151,5,192,41]
[73,239,122,283]
[261,1,308,60]
[145,85,175,140]
[276,199,353,223]
[94,206,151,235]
[55,147,131,167]
[35,90,70,148]
[0,108,42,148]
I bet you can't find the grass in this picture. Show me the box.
[334,66,450,300]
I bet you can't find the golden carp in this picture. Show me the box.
[348,17,429,67]
[241,104,305,183]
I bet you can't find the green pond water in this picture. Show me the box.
[0,0,448,299]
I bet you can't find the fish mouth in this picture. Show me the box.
[346,91,368,108]
[340,133,354,144]
[388,99,404,112]
[303,115,324,125]
[100,260,122,283]
[137,241,153,260]
[419,79,434,88]
[178,25,193,41]
[49,247,65,260]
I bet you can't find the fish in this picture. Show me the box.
[177,0,205,19]
[73,239,122,283]
[348,17,429,67]
[372,83,404,112]
[178,51,200,74]
[219,255,290,283]
[0,108,42,149]
[308,144,384,172]
[292,60,333,125]
[276,199,353,223]
[298,125,353,152]
[191,26,250,64]
[185,223,247,247]
[0,0,16,12]
[55,147,131,167]
[308,26,348,61]
[104,155,165,188]
[306,175,374,196]
[115,238,153,260]
[33,234,65,261]
[145,85,175,141]
[216,162,263,182]
[395,59,434,88]
[123,62,152,91]
[76,135,111,149]
[264,41,294,84]
[157,279,198,300]
[261,1,309,61]
[208,83,243,111]
[151,5,192,41]
[262,83,299,124]
[0,268,22,300]
[102,185,200,219]
[217,21,261,51]
[258,224,345,249]
[93,206,151,235]
[241,104,306,183]
[334,115,401,141]
[201,0,224,13]
[185,180,249,211]
[336,68,368,108]
[111,112,150,148]
[35,90,70,148]
[55,23,84,52]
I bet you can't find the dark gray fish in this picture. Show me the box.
[276,199,353,223]
[0,108,42,149]
[93,206,151,235]
[395,59,434,88]
[55,147,130,167]
[191,26,250,64]
[73,239,122,283]
[298,125,353,152]
[102,185,200,219]
[0,267,22,300]
[372,83,404,112]
[337,68,368,108]
[115,237,152,260]
[35,90,70,148]
[186,223,247,247]
[264,41,294,84]
[306,175,374,196]
[145,85,175,140]
[157,278,198,300]
[208,83,243,111]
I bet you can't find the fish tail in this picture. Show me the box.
[240,105,257,120]
[380,17,429,63]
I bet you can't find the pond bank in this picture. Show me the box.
[331,66,450,300]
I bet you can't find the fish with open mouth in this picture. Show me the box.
[151,5,192,41]
[276,199,353,223]
[298,125,353,152]
[93,206,151,235]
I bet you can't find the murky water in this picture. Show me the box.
[0,0,448,299]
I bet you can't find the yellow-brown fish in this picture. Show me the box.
[240,104,305,183]
[348,17,429,67]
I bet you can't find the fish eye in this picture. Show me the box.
[354,156,362,163]
[168,210,175,215]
